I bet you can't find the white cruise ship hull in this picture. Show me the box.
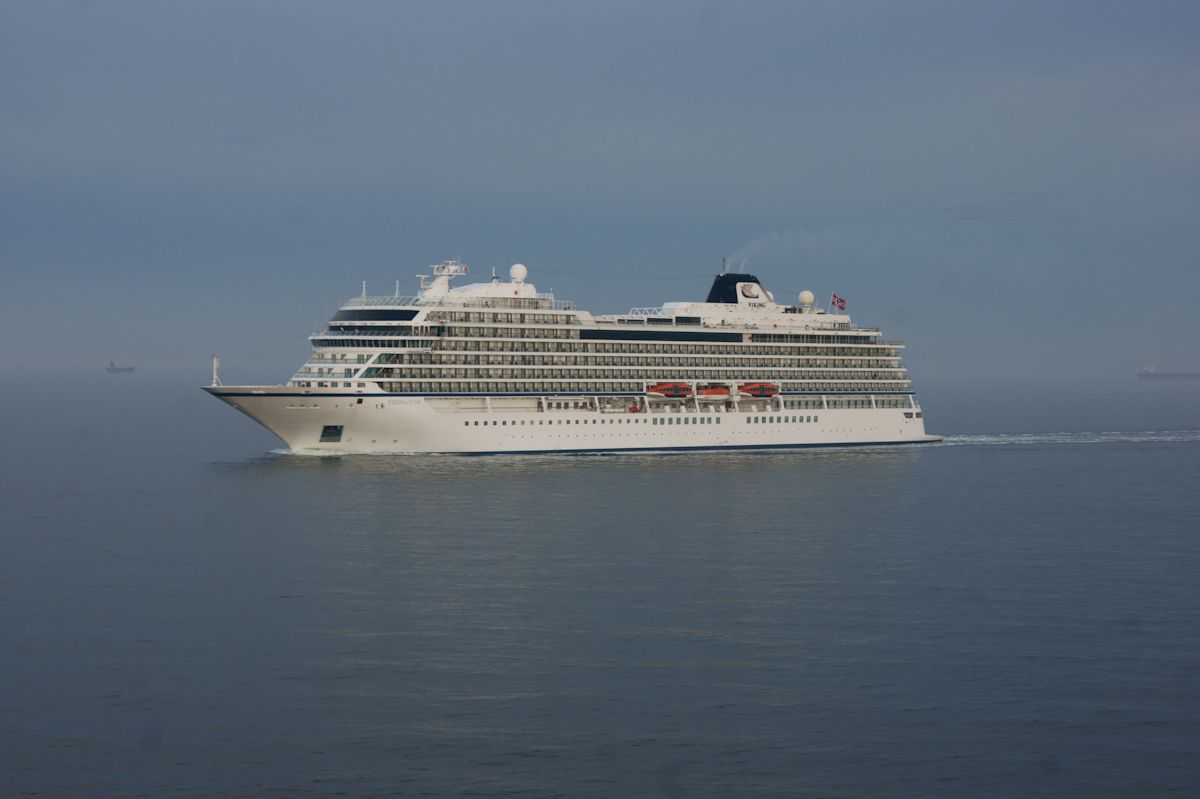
[204,263,943,453]
[207,387,941,455]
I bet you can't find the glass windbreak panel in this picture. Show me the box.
[330,309,418,321]
[320,425,344,442]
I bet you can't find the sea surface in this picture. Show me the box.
[3,375,1199,797]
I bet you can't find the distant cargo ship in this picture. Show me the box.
[1138,366,1200,381]
[106,361,135,374]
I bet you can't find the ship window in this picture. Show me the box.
[464,421,469,426]
[319,425,343,442]
[474,421,479,426]
[357,398,363,405]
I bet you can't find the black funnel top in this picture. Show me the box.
[705,273,761,303]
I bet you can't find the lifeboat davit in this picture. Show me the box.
[646,382,692,398]
[738,382,780,398]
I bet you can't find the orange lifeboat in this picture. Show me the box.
[646,382,692,398]
[738,382,780,398]
[697,384,731,400]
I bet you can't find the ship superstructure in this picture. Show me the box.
[205,262,940,453]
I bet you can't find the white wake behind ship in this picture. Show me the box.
[205,261,940,454]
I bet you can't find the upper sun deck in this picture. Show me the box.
[592,272,875,336]
[341,293,577,312]
[327,263,880,338]
[339,260,577,312]
[594,302,867,333]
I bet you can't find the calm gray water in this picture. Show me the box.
[3,376,1198,797]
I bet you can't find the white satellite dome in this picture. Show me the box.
[798,290,815,307]
[509,263,528,283]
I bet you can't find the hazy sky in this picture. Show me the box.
[2,0,1198,385]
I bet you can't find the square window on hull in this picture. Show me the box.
[320,425,344,442]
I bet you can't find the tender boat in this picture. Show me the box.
[738,382,780,398]
[646,381,693,398]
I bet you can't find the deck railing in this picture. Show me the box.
[342,294,576,311]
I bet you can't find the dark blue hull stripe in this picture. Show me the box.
[301,439,940,457]
[209,390,917,398]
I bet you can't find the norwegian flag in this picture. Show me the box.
[831,293,847,311]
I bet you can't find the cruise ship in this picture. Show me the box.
[205,261,940,454]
